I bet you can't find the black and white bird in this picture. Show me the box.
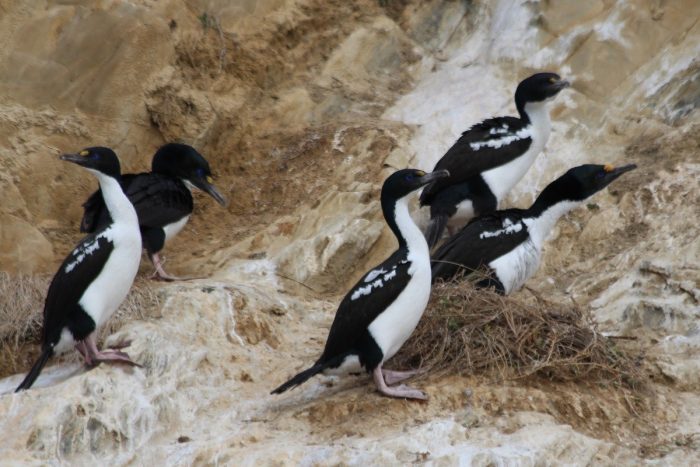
[431,164,637,294]
[420,72,570,248]
[16,147,142,392]
[271,168,449,400]
[80,143,226,281]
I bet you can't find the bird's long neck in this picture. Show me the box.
[382,195,428,257]
[525,192,580,249]
[519,100,551,135]
[93,171,138,227]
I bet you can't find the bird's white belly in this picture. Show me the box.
[489,239,540,294]
[163,215,190,243]
[79,226,142,329]
[447,199,475,231]
[367,259,431,362]
[54,328,76,354]
[482,146,541,202]
[323,355,362,375]
[482,120,549,203]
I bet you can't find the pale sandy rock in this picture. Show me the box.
[144,66,218,144]
[261,87,315,131]
[0,2,172,117]
[656,333,700,390]
[318,16,419,96]
[274,186,383,292]
[1,0,700,464]
[0,214,54,273]
[540,0,606,36]
[399,0,470,52]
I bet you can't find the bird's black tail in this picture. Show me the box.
[425,214,448,249]
[270,362,328,395]
[15,346,53,392]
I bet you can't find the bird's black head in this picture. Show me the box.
[382,168,450,203]
[515,72,569,106]
[60,147,121,178]
[533,163,637,213]
[152,143,227,206]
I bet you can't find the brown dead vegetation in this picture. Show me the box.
[393,278,646,389]
[0,272,161,379]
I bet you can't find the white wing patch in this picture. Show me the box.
[351,261,409,301]
[64,231,110,273]
[488,123,510,135]
[470,126,531,151]
[479,218,523,239]
[365,268,387,283]
[350,284,373,300]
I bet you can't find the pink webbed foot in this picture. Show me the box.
[373,366,428,400]
[80,334,143,368]
[381,368,423,385]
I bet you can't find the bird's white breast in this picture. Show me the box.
[79,223,142,328]
[367,253,431,362]
[163,215,190,243]
[482,103,551,203]
[77,173,141,329]
[367,195,431,362]
[447,199,475,231]
[489,238,540,294]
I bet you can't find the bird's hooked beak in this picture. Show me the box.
[60,152,91,167]
[418,169,450,186]
[602,163,637,184]
[190,175,228,207]
[553,78,570,91]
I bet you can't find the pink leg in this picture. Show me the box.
[84,334,142,367]
[372,365,428,400]
[150,253,181,281]
[75,341,92,365]
[382,368,422,385]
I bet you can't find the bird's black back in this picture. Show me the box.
[319,249,413,365]
[420,117,532,205]
[81,173,194,232]
[431,209,530,281]
[42,232,114,346]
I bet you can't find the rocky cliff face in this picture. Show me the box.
[0,0,698,464]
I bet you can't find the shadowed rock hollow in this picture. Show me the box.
[1,0,699,464]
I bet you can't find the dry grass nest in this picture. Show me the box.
[392,278,645,389]
[0,272,161,378]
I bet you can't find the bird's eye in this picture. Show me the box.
[91,153,100,160]
[595,171,606,179]
[196,168,205,177]
[404,174,415,182]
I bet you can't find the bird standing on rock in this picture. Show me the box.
[16,147,142,392]
[80,143,227,281]
[421,72,570,247]
[272,168,450,400]
[431,163,637,294]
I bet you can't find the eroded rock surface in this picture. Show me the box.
[1,0,699,464]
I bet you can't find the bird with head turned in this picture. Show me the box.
[272,168,449,400]
[80,143,227,281]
